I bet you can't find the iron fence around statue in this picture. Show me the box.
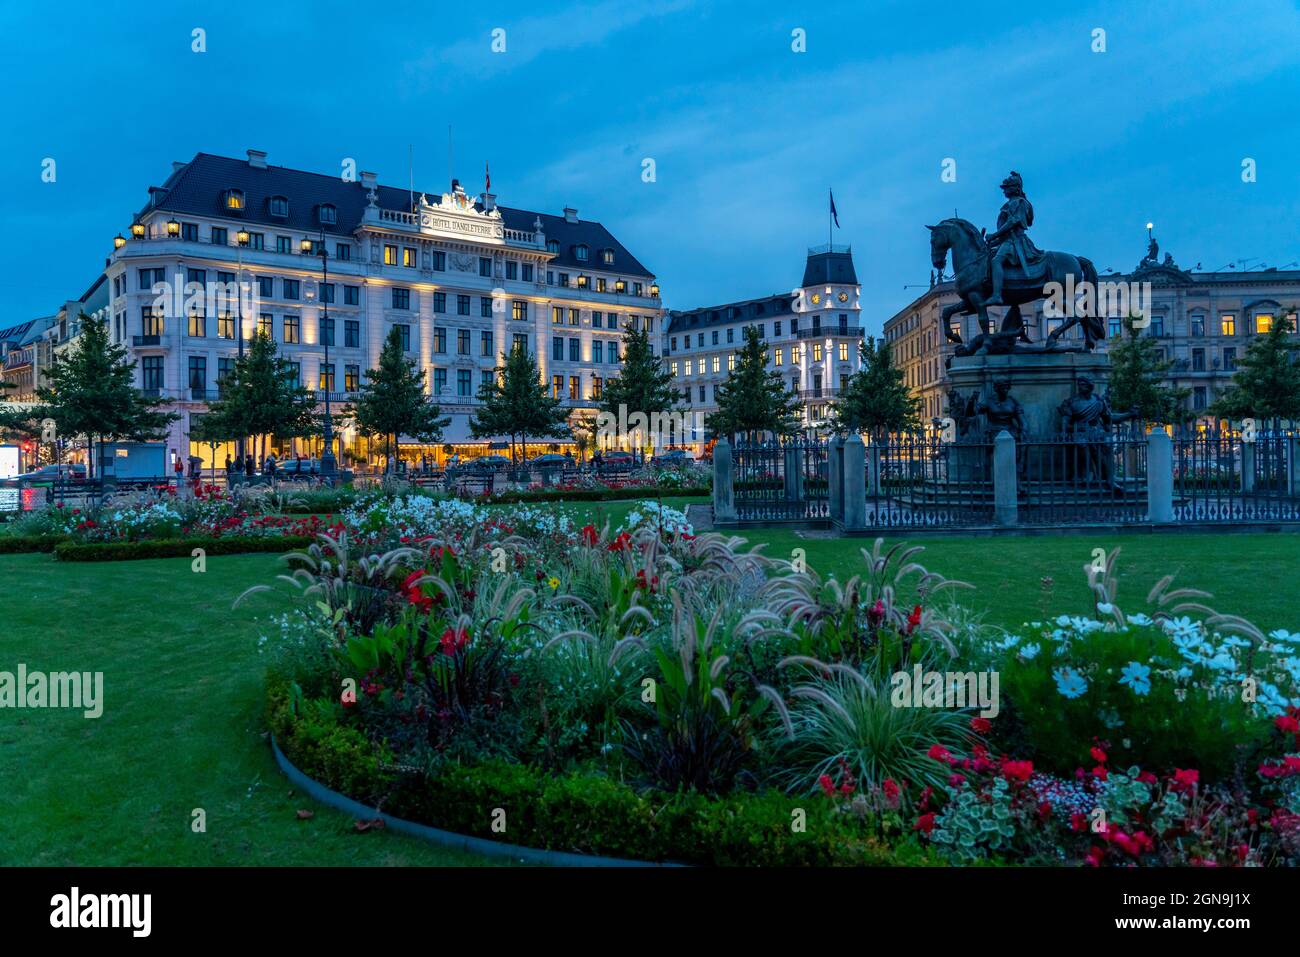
[865,432,996,528]
[1172,428,1300,522]
[732,436,829,521]
[1015,430,1149,525]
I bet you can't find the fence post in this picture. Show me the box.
[827,436,844,524]
[1288,436,1300,497]
[867,437,881,497]
[1241,440,1256,493]
[783,442,804,503]
[712,438,737,524]
[993,430,1018,526]
[1147,427,1173,523]
[843,434,866,531]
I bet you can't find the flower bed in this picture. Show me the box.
[249,514,1300,866]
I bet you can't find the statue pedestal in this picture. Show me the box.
[947,350,1112,438]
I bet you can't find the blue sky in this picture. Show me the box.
[3,0,1299,334]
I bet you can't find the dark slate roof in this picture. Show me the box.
[142,152,656,278]
[803,248,858,286]
[666,293,796,332]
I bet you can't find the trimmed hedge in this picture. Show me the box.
[54,535,316,562]
[267,683,937,867]
[479,484,709,505]
[0,534,68,554]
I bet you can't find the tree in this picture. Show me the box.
[706,326,802,440]
[1211,311,1300,425]
[1105,314,1191,426]
[194,332,318,464]
[347,326,449,471]
[829,336,921,439]
[600,324,680,449]
[34,313,177,478]
[469,344,570,462]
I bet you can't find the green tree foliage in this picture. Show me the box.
[1211,311,1300,424]
[830,336,920,438]
[347,326,449,470]
[600,324,679,421]
[706,326,802,440]
[34,313,177,477]
[192,332,318,462]
[469,344,570,462]
[1106,314,1191,426]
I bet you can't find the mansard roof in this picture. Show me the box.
[141,152,656,278]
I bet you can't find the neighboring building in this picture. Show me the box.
[883,238,1300,428]
[0,316,56,402]
[664,244,864,448]
[99,150,663,466]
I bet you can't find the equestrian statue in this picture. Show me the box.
[927,171,1106,355]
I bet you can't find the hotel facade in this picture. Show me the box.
[92,150,663,466]
[884,240,1300,429]
[664,244,865,449]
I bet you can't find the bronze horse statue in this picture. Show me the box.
[927,218,1105,352]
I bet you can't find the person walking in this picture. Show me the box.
[245,454,255,478]
[225,454,234,482]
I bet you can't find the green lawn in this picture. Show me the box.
[3,499,1297,866]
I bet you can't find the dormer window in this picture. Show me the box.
[222,189,245,211]
[269,195,289,218]
[574,244,589,262]
[317,203,337,225]
[546,239,560,254]
[601,248,615,265]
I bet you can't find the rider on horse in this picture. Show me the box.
[985,171,1045,306]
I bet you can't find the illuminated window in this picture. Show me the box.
[1220,314,1236,336]
[774,347,783,366]
[839,342,849,361]
[1256,313,1273,334]
[813,344,823,362]
[792,345,802,364]
[552,306,562,324]
[384,245,398,265]
[403,247,417,268]
[728,353,736,370]
[670,361,678,376]
[222,189,244,211]
[711,355,720,373]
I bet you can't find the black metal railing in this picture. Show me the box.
[1172,428,1300,522]
[866,432,996,528]
[1016,431,1149,525]
[733,437,829,521]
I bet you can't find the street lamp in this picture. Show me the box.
[166,218,180,237]
[113,233,126,249]
[311,229,338,483]
[131,222,146,239]
[235,230,249,464]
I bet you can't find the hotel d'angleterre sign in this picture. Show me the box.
[415,183,505,243]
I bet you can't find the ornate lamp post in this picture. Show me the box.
[304,232,338,482]
[235,230,249,464]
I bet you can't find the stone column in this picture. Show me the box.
[1147,427,1173,523]
[828,436,844,524]
[1242,441,1256,493]
[843,434,866,531]
[867,438,881,497]
[1289,436,1300,496]
[993,429,1018,526]
[713,438,737,523]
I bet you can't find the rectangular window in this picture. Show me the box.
[188,312,206,337]
[593,340,603,363]
[276,235,293,254]
[1221,314,1236,336]
[283,279,300,300]
[569,309,579,326]
[457,295,470,316]
[217,357,234,394]
[258,275,274,298]
[258,313,273,338]
[552,336,564,361]
[397,324,411,351]
[711,355,720,373]
[1256,313,1273,334]
[728,353,736,371]
[569,338,580,362]
[552,306,563,324]
[457,369,472,396]
[335,243,350,261]
[1193,386,1207,410]
[187,355,206,393]
[344,364,359,392]
[596,278,607,293]
[403,247,418,268]
[569,376,580,400]
[434,368,447,395]
[320,283,335,304]
[506,261,518,281]
[247,232,264,250]
[813,343,823,362]
[210,226,227,246]
[435,327,447,354]
[319,363,335,391]
[609,342,619,362]
[479,257,493,277]
[434,292,447,313]
[480,297,493,318]
[284,315,300,343]
[1192,347,1206,371]
[384,244,398,265]
[182,222,198,242]
[284,362,301,389]
[522,264,534,282]
[552,375,563,399]
[1223,347,1236,371]
[345,320,359,348]
[839,342,849,361]
[458,329,470,355]
[512,300,527,321]
[1190,314,1205,337]
[512,333,528,353]
[141,356,164,392]
[217,313,234,339]
[481,330,493,357]
[432,251,446,271]
[592,375,603,400]
[344,285,359,306]
[392,287,411,310]
[320,317,335,347]
[558,272,569,288]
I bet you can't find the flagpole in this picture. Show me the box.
[828,188,832,250]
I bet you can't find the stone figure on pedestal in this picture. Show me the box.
[1057,376,1138,489]
[976,379,1025,441]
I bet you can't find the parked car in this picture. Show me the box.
[651,449,695,466]
[468,454,511,470]
[278,458,321,477]
[529,453,570,467]
[7,463,87,485]
[601,450,636,466]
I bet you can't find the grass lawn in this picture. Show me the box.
[3,497,1297,866]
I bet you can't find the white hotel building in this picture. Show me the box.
[665,245,865,449]
[101,150,663,466]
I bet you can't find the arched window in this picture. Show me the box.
[269,195,289,218]
[574,244,589,261]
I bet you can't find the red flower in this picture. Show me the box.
[1171,768,1199,792]
[969,717,991,734]
[580,524,599,546]
[905,604,923,634]
[1071,812,1089,833]
[1136,770,1158,784]
[1275,714,1300,734]
[927,743,953,763]
[882,778,901,806]
[439,626,469,655]
[818,774,835,797]
[913,813,936,835]
[1090,746,1107,764]
[1000,759,1034,784]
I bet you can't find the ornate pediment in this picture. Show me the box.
[413,183,504,243]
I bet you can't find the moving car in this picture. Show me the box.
[6,463,87,484]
